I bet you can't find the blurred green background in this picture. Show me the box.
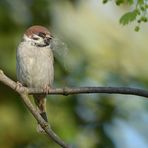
[0,0,148,148]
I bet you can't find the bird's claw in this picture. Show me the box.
[15,81,25,92]
[43,85,51,95]
[15,81,23,90]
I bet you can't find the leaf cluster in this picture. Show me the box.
[102,0,148,31]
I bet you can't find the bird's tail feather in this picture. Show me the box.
[40,112,48,122]
[33,94,48,133]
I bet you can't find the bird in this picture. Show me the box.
[16,25,54,133]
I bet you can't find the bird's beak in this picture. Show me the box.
[44,37,52,45]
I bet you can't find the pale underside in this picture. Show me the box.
[16,41,54,89]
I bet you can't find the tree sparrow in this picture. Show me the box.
[16,25,54,133]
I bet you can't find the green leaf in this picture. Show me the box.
[120,9,139,25]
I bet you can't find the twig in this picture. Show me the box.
[1,69,147,98]
[28,87,148,98]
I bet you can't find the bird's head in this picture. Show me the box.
[23,25,52,47]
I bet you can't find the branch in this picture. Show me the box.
[28,87,148,98]
[1,70,148,147]
[1,69,148,98]
[0,70,70,148]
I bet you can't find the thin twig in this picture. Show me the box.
[28,87,148,98]
[1,70,147,98]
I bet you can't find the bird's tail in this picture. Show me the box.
[33,94,48,133]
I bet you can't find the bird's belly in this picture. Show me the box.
[17,55,53,88]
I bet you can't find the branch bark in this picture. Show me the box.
[1,69,148,147]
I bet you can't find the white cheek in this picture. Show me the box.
[32,34,43,43]
[36,39,44,44]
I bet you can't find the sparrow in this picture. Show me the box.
[16,25,54,133]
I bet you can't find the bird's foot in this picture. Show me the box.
[15,81,27,92]
[43,85,51,95]
[15,81,24,91]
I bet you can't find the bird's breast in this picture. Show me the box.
[17,43,54,88]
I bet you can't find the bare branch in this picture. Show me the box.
[0,70,70,148]
[28,87,148,98]
[1,69,148,98]
[1,69,148,147]
[27,87,148,98]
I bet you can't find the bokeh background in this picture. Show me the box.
[0,0,148,148]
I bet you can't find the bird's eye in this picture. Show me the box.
[32,37,39,40]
